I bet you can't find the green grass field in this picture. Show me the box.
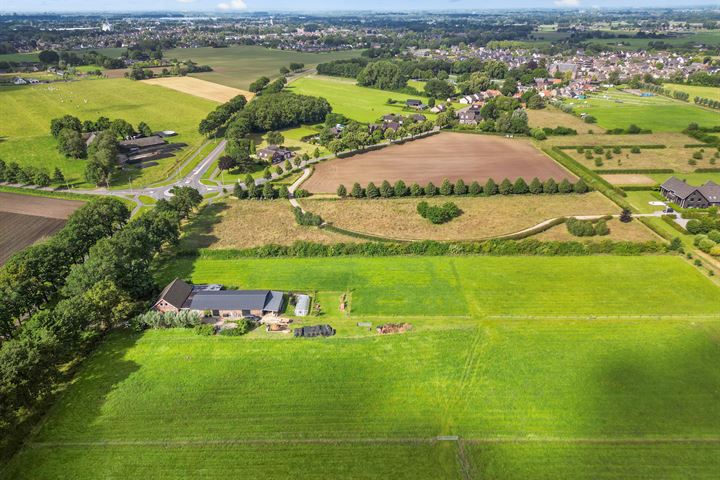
[663,83,720,101]
[157,256,720,318]
[5,315,720,479]
[0,78,215,187]
[566,89,719,132]
[288,75,434,123]
[162,46,362,90]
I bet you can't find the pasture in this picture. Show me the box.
[301,193,622,241]
[0,78,215,186]
[5,313,720,478]
[664,83,720,101]
[163,46,362,90]
[526,106,602,133]
[303,133,574,193]
[0,191,83,264]
[141,76,253,103]
[288,75,434,123]
[565,89,719,132]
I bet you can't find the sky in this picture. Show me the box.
[2,0,719,13]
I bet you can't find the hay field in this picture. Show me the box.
[534,218,658,242]
[303,133,574,193]
[142,76,253,103]
[178,199,356,250]
[527,106,603,133]
[566,146,715,173]
[301,193,618,241]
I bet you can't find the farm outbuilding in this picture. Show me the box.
[294,295,310,316]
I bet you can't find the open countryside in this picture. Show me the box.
[2,7,720,480]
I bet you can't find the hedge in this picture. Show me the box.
[557,145,666,150]
[593,168,673,174]
[621,185,658,191]
[661,214,688,234]
[694,168,720,173]
[177,239,668,259]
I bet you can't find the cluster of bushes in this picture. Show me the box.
[566,217,610,237]
[218,319,257,336]
[532,125,578,141]
[0,188,203,451]
[686,215,720,235]
[684,123,720,147]
[131,310,201,330]
[187,238,669,260]
[694,97,720,110]
[198,94,248,137]
[694,230,720,256]
[338,177,588,199]
[0,159,65,187]
[50,114,151,159]
[606,124,652,135]
[293,206,323,226]
[417,201,461,224]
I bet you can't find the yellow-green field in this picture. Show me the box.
[0,78,215,187]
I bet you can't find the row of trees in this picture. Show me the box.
[198,94,248,137]
[337,177,589,199]
[694,96,720,110]
[0,159,65,187]
[320,119,436,155]
[0,188,202,447]
[639,83,690,101]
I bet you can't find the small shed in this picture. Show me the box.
[294,294,310,316]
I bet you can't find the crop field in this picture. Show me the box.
[162,46,362,90]
[0,78,215,186]
[288,75,434,123]
[565,145,715,173]
[178,199,355,250]
[141,76,253,103]
[303,133,574,193]
[301,193,620,241]
[565,89,719,132]
[526,106,602,133]
[0,191,83,264]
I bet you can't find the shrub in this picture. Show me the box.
[708,230,720,243]
[337,184,347,197]
[594,158,604,167]
[498,178,513,195]
[593,146,603,154]
[484,178,498,195]
[693,151,703,160]
[631,146,641,154]
[619,209,633,223]
[566,217,596,237]
[512,178,529,194]
[573,179,589,194]
[454,179,467,195]
[194,324,215,336]
[416,201,429,217]
[584,150,593,160]
[710,245,720,256]
[469,181,482,196]
[529,177,543,194]
[294,189,310,198]
[418,201,462,224]
[233,182,248,199]
[219,319,256,336]
[558,178,574,194]
[613,146,621,154]
[394,180,408,197]
[543,178,558,194]
[293,207,323,226]
[410,183,424,196]
[439,178,453,196]
[698,238,716,253]
[425,181,437,196]
[594,219,610,236]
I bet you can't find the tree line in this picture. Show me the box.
[0,187,202,454]
[694,96,720,110]
[0,159,65,187]
[337,177,588,199]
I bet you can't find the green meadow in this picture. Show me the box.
[566,89,719,132]
[0,78,215,186]
[663,83,720,101]
[288,75,433,123]
[157,255,720,318]
[4,316,720,479]
[163,46,362,90]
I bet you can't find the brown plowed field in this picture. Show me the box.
[0,192,84,264]
[303,133,575,193]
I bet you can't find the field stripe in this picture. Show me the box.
[28,436,720,448]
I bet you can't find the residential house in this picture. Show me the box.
[406,99,425,109]
[257,145,295,164]
[457,105,482,125]
[153,279,286,318]
[660,177,720,208]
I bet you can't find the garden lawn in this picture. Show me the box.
[5,318,720,479]
[156,256,720,318]
[565,89,719,132]
[0,78,216,187]
[163,46,362,90]
[288,75,434,123]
